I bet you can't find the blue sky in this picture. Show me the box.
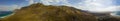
[0,0,28,11]
[0,0,28,6]
[0,0,120,11]
[115,0,120,5]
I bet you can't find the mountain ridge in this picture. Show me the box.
[0,3,120,21]
[1,3,97,21]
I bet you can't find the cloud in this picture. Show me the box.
[26,0,34,5]
[74,0,118,12]
[89,6,118,12]
[40,0,71,5]
[0,5,20,11]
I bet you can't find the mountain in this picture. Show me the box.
[1,3,98,21]
[1,3,120,21]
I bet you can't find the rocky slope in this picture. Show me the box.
[1,3,98,21]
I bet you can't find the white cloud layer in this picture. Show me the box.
[26,0,34,5]
[40,0,70,5]
[0,5,20,11]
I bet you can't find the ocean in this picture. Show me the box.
[116,11,120,15]
[0,11,13,18]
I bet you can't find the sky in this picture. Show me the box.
[0,0,120,11]
[0,0,28,11]
[115,0,120,5]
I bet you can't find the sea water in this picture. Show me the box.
[115,11,120,16]
[0,11,13,18]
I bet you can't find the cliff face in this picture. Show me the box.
[1,3,97,21]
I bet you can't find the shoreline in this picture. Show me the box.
[0,13,15,19]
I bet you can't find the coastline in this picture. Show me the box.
[0,13,15,19]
